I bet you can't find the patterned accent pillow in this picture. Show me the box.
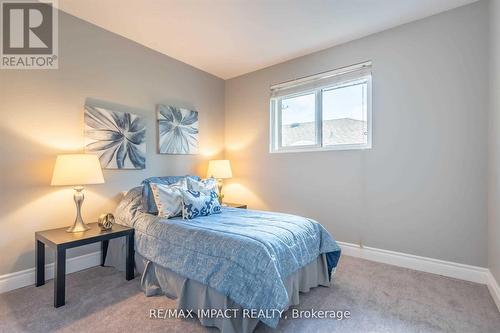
[149,179,187,218]
[180,189,221,220]
[186,177,218,194]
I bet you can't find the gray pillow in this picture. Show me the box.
[141,175,200,214]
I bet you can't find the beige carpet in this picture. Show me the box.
[0,256,499,333]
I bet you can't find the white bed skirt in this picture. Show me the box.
[105,238,332,333]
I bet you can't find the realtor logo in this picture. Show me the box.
[1,0,58,69]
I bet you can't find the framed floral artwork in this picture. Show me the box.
[157,104,199,154]
[84,105,146,169]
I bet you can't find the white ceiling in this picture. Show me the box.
[58,0,478,79]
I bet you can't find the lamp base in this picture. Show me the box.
[66,186,91,233]
[217,179,224,204]
[66,222,90,233]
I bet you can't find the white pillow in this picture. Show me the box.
[186,177,218,194]
[150,179,187,218]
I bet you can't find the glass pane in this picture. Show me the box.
[280,93,316,147]
[322,82,368,146]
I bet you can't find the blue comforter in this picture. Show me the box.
[116,188,341,327]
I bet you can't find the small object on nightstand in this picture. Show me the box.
[98,213,115,231]
[224,202,247,209]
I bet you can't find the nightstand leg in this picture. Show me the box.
[125,232,134,280]
[54,247,66,307]
[35,240,45,286]
[101,240,109,266]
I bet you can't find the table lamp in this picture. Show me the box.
[51,154,105,232]
[207,159,232,204]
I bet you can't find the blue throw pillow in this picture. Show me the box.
[142,175,200,214]
[180,189,221,220]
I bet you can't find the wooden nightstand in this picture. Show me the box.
[224,203,247,209]
[35,223,134,307]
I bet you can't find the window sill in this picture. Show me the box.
[270,143,372,154]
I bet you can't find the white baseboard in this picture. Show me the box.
[337,241,489,283]
[0,251,100,294]
[338,241,500,312]
[486,270,500,312]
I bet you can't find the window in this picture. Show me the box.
[270,62,372,153]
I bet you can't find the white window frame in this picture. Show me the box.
[270,62,372,153]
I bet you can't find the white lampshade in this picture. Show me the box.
[207,160,232,179]
[51,154,105,186]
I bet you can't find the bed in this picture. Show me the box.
[106,186,341,333]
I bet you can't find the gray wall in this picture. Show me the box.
[0,12,225,275]
[489,0,500,282]
[224,1,489,267]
